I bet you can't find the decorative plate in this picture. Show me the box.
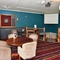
[4,19,9,23]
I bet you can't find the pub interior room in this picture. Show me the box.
[0,0,60,60]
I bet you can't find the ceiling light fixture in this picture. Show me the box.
[45,2,51,7]
[41,0,45,4]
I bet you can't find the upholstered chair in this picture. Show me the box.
[0,41,11,60]
[8,34,14,39]
[8,30,18,39]
[29,33,38,41]
[46,32,57,42]
[18,42,37,60]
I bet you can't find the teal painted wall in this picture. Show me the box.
[0,10,60,33]
[0,10,44,27]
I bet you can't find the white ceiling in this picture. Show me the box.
[0,0,60,14]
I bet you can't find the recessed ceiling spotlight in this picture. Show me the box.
[41,0,45,4]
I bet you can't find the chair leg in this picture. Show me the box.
[34,56,36,60]
[18,55,21,60]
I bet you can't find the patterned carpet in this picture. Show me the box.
[36,41,60,60]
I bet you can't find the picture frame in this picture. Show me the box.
[0,14,16,27]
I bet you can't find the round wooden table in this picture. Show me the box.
[7,37,33,60]
[7,37,33,46]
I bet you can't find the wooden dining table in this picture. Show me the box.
[6,37,33,60]
[7,36,33,46]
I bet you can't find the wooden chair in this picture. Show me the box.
[25,27,36,37]
[31,27,46,41]
[25,27,46,41]
[57,28,60,42]
[38,27,46,41]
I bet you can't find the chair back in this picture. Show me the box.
[29,33,38,41]
[8,30,18,39]
[8,34,18,39]
[22,42,37,58]
[8,34,14,39]
[18,42,37,59]
[25,27,35,37]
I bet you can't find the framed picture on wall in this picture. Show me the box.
[0,14,16,27]
[1,15,11,26]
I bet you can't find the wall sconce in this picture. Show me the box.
[17,18,18,21]
[25,15,27,18]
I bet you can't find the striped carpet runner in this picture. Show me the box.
[36,41,60,60]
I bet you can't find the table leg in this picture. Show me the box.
[11,46,20,60]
